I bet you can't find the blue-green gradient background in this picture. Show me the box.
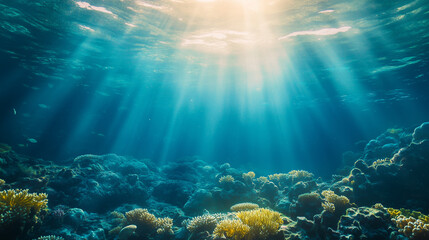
[0,0,428,176]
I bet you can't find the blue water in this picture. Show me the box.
[0,0,428,177]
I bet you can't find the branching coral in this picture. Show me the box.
[230,202,259,212]
[322,201,335,213]
[268,173,288,183]
[156,217,174,235]
[257,177,268,183]
[125,208,158,232]
[186,214,217,233]
[321,190,350,209]
[268,170,313,188]
[0,189,48,223]
[288,170,314,183]
[242,171,256,185]
[219,175,235,184]
[212,208,283,240]
[123,208,174,237]
[387,208,402,218]
[236,208,283,239]
[0,189,48,238]
[213,219,250,240]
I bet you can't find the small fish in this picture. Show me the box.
[27,138,38,143]
[13,108,16,115]
[38,104,49,109]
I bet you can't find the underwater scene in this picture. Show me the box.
[1,0,429,239]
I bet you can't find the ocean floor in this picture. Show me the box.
[1,122,429,240]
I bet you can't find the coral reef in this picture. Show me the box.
[343,122,429,210]
[388,207,429,239]
[336,207,393,239]
[2,122,429,240]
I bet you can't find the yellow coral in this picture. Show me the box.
[322,201,335,213]
[219,175,235,183]
[387,207,429,239]
[125,208,158,233]
[0,179,5,186]
[321,190,350,209]
[242,172,256,185]
[213,219,250,240]
[213,209,283,240]
[156,217,174,235]
[236,208,283,239]
[288,170,314,182]
[387,208,402,218]
[371,158,393,169]
[257,177,268,184]
[373,203,384,210]
[242,171,255,179]
[186,214,217,233]
[0,189,48,216]
[393,215,429,239]
[268,173,288,182]
[0,188,48,238]
[124,208,173,236]
[231,203,259,212]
